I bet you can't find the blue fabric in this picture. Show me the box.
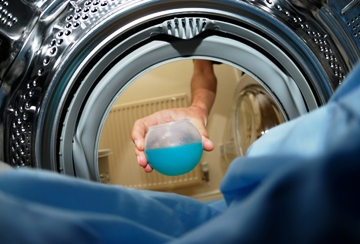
[0,171,221,243]
[1,63,360,243]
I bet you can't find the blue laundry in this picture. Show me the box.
[0,63,360,243]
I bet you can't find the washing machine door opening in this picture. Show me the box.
[61,29,318,184]
[0,0,357,201]
[4,1,355,196]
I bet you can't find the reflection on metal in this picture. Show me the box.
[236,85,285,154]
[160,17,216,39]
[341,0,360,15]
[222,83,285,166]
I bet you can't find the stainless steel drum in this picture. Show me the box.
[0,0,359,181]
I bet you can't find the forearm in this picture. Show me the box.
[190,60,217,124]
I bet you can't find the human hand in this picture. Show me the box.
[131,105,214,173]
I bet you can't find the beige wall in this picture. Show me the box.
[106,59,241,201]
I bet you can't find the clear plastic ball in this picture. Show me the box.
[144,119,203,176]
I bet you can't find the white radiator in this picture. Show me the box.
[99,94,203,190]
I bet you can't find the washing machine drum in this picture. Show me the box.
[0,0,359,181]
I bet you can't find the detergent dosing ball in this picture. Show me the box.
[144,119,203,176]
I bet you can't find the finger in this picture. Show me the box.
[132,120,146,151]
[202,137,214,151]
[135,148,153,172]
[144,164,153,173]
[135,148,148,167]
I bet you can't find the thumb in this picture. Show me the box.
[202,136,214,151]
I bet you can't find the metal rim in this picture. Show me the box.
[59,18,319,181]
[5,0,357,173]
[26,1,344,180]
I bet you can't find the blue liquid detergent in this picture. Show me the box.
[145,142,203,176]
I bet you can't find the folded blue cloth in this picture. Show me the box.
[1,63,360,243]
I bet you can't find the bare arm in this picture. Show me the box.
[132,59,217,172]
[190,59,217,127]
